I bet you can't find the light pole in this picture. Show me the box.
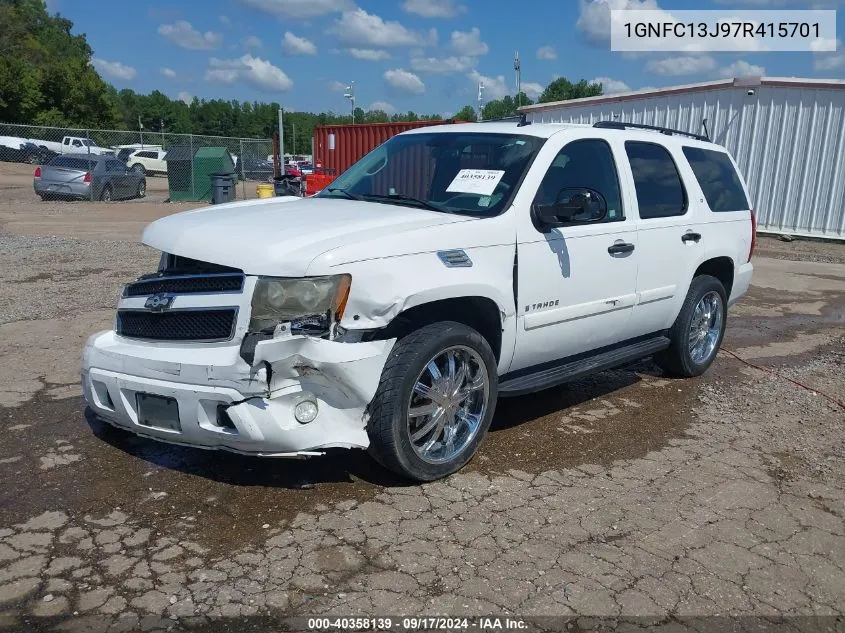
[344,82,356,125]
[477,81,484,121]
[514,51,521,107]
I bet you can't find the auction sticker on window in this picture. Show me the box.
[446,169,505,196]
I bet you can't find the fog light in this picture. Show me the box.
[294,399,318,424]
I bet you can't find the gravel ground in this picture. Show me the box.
[0,188,843,631]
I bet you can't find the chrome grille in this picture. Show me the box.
[116,309,238,342]
[124,274,244,297]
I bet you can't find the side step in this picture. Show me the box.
[499,336,670,397]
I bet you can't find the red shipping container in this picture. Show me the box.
[312,120,464,179]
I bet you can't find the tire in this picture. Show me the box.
[136,179,146,198]
[655,274,727,377]
[132,163,145,175]
[367,321,498,481]
[100,185,112,202]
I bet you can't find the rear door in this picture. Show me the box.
[624,139,705,336]
[105,159,131,197]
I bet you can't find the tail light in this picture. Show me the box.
[34,166,41,178]
[83,172,92,184]
[748,209,757,262]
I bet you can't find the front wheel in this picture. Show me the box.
[655,274,727,377]
[100,185,112,202]
[136,179,146,198]
[132,163,145,175]
[367,322,498,481]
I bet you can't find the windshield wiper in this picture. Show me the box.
[325,187,363,201]
[361,193,453,214]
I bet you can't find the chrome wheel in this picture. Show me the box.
[407,345,490,464]
[688,290,723,364]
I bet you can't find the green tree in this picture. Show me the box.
[481,93,535,121]
[538,78,603,104]
[453,105,478,122]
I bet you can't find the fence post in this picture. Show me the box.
[189,134,195,200]
[240,139,245,200]
[87,128,93,201]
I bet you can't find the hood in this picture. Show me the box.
[142,197,472,276]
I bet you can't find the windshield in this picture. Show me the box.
[317,131,545,216]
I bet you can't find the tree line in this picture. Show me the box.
[1,0,604,148]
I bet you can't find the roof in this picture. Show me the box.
[400,121,590,138]
[520,76,845,114]
[61,153,106,161]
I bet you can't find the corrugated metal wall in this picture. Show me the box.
[525,85,845,239]
[313,120,458,177]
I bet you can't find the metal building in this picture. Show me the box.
[521,77,845,240]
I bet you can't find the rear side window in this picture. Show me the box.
[682,147,750,212]
[625,141,687,219]
[49,156,94,170]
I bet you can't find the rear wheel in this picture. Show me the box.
[655,274,727,377]
[367,322,497,481]
[132,163,145,175]
[100,185,112,202]
[136,179,146,198]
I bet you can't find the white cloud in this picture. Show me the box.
[410,55,476,74]
[346,48,391,61]
[577,0,662,43]
[716,60,766,78]
[469,70,509,101]
[329,8,436,47]
[369,100,397,114]
[402,0,465,18]
[160,67,177,78]
[92,58,137,81]
[450,27,488,56]
[521,82,544,99]
[536,45,557,60]
[178,91,193,104]
[242,35,263,49]
[590,76,631,93]
[205,55,293,92]
[158,21,223,50]
[646,55,717,75]
[219,15,231,25]
[384,68,425,94]
[282,31,317,55]
[814,38,845,71]
[327,80,347,92]
[240,0,351,19]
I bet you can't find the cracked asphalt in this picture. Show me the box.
[0,167,843,631]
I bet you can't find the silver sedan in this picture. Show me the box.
[34,153,146,201]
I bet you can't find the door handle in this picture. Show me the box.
[607,242,635,255]
[681,232,702,243]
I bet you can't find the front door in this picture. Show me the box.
[510,136,639,372]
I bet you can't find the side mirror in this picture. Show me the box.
[532,187,607,229]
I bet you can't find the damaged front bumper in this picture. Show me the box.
[81,331,394,456]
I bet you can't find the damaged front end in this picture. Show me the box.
[81,253,394,456]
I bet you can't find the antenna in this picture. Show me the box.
[477,81,484,121]
[514,51,521,107]
[344,81,356,125]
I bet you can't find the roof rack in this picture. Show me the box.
[479,113,532,127]
[593,120,709,141]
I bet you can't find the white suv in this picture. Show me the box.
[82,120,754,481]
[127,149,167,175]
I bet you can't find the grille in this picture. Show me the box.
[116,309,237,342]
[124,274,244,297]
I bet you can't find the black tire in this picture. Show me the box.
[367,321,498,481]
[132,163,145,175]
[136,178,146,198]
[655,274,727,377]
[100,185,112,202]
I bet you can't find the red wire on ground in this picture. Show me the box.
[719,347,845,410]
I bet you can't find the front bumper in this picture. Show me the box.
[82,331,394,456]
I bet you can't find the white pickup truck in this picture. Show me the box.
[31,136,113,155]
[82,120,754,481]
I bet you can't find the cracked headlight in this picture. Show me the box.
[249,274,351,335]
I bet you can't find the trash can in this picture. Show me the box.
[210,173,236,205]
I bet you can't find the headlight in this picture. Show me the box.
[249,274,351,334]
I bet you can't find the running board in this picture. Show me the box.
[499,336,670,397]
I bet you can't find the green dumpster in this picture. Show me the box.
[163,146,236,202]
[193,147,236,202]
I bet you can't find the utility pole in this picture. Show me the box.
[292,122,296,155]
[138,115,144,147]
[514,51,522,107]
[477,81,484,121]
[278,108,284,162]
[344,82,356,125]
[160,118,165,146]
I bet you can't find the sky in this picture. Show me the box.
[48,0,845,117]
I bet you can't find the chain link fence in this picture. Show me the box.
[0,122,275,202]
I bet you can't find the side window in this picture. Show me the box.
[72,139,82,147]
[682,147,749,212]
[533,139,624,222]
[625,141,687,219]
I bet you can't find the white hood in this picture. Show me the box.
[142,197,472,276]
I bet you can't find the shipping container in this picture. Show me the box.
[312,120,463,178]
[521,77,845,240]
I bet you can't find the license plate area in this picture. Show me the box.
[136,393,181,432]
